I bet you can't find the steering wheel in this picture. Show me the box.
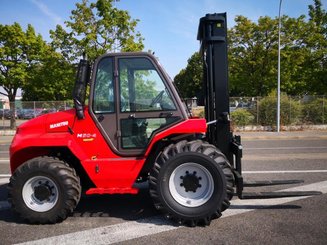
[150,90,165,107]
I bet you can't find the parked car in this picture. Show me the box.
[19,109,36,119]
[38,108,57,116]
[3,109,17,119]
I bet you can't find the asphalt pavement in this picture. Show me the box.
[0,130,327,244]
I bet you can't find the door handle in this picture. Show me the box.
[98,115,104,122]
[129,114,136,119]
[159,112,173,118]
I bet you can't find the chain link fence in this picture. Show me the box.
[0,101,74,130]
[1,96,326,130]
[229,95,326,127]
[188,95,326,129]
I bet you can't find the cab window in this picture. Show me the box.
[119,57,176,112]
[93,57,115,113]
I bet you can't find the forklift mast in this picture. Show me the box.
[197,13,233,163]
[197,13,320,199]
[197,13,242,190]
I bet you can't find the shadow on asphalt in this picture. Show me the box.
[0,182,158,224]
[0,183,24,224]
[0,182,302,225]
[230,204,301,210]
[73,185,157,220]
[0,183,8,200]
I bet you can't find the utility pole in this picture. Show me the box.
[277,0,283,132]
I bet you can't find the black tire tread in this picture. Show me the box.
[149,140,234,226]
[8,156,81,224]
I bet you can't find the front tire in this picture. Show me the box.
[149,140,234,226]
[8,156,81,224]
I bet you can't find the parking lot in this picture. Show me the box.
[1,132,327,244]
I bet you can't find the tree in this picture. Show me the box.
[277,15,309,95]
[176,0,326,98]
[24,0,145,102]
[174,52,202,98]
[50,0,144,62]
[228,16,276,96]
[303,0,327,94]
[228,15,311,96]
[0,23,47,128]
[22,49,75,101]
[228,0,326,96]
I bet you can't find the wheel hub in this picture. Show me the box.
[34,183,53,202]
[169,162,214,207]
[22,176,59,212]
[180,171,202,192]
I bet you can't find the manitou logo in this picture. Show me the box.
[49,121,69,129]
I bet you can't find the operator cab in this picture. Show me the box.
[86,52,187,155]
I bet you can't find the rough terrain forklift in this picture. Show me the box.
[8,13,320,226]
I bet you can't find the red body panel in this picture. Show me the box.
[10,107,207,194]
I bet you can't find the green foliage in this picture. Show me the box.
[228,0,327,96]
[23,49,75,101]
[119,68,157,102]
[177,0,326,97]
[258,93,302,126]
[302,97,327,124]
[191,106,204,118]
[50,0,144,62]
[231,109,254,126]
[228,13,326,96]
[198,109,205,118]
[24,0,146,102]
[0,23,48,128]
[174,52,202,98]
[0,23,46,100]
[303,0,327,94]
[228,15,278,96]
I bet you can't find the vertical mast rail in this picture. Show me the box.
[198,13,244,195]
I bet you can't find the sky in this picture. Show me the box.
[0,0,326,80]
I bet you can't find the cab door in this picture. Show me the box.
[90,54,184,156]
[91,56,118,149]
[116,55,182,155]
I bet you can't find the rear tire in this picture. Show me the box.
[149,140,234,226]
[8,156,81,224]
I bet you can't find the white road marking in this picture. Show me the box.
[0,177,10,184]
[17,217,177,245]
[0,159,9,163]
[16,180,327,245]
[246,146,327,150]
[0,174,11,177]
[243,170,327,174]
[226,180,327,216]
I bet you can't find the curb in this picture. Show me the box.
[234,125,327,132]
[239,135,327,140]
[0,130,16,136]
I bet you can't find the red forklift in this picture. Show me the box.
[8,13,320,226]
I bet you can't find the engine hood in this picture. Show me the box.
[17,109,76,135]
[17,113,48,135]
[45,109,75,133]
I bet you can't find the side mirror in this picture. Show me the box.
[73,59,90,120]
